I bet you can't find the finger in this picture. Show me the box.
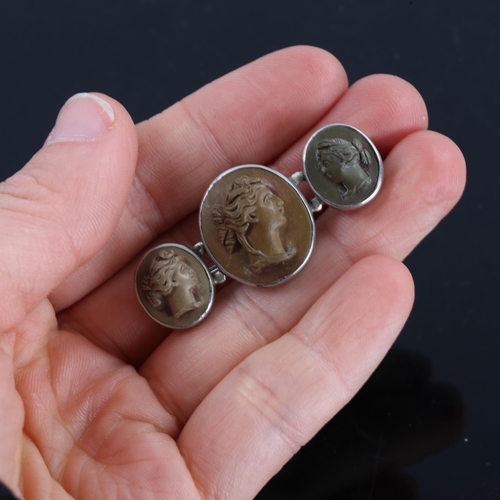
[274,72,429,174]
[50,46,349,311]
[59,72,431,366]
[0,343,23,497]
[0,93,137,333]
[176,255,415,500]
[14,303,200,499]
[137,128,464,431]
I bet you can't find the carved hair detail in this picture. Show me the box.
[316,137,371,166]
[212,176,268,256]
[142,249,181,309]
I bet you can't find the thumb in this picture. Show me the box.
[0,93,138,333]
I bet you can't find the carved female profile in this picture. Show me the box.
[142,249,203,318]
[212,176,296,273]
[137,125,383,327]
[316,137,371,197]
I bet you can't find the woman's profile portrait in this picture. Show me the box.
[316,137,371,197]
[212,176,296,273]
[142,249,203,318]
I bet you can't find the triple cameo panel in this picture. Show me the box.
[200,165,315,287]
[136,124,383,328]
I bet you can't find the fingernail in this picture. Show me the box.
[45,93,114,145]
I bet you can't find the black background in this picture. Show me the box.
[1,0,498,498]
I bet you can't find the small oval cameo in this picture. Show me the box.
[303,124,383,210]
[200,165,315,286]
[135,244,214,329]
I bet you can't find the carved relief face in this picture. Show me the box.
[253,187,286,230]
[211,176,295,274]
[165,261,203,318]
[173,262,199,293]
[317,151,343,184]
[315,137,372,198]
[136,244,214,329]
[142,249,203,319]
[200,166,314,286]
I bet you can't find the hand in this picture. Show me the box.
[0,46,465,499]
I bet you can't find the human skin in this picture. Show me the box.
[0,46,465,499]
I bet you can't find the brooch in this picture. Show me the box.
[135,124,383,328]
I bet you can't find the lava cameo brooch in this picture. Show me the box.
[136,124,383,328]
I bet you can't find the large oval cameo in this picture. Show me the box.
[200,165,314,287]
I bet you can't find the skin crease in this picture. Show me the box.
[0,46,465,499]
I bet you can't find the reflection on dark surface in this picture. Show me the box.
[257,348,464,500]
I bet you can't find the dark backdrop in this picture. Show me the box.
[1,1,498,498]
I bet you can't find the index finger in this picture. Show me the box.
[50,46,349,311]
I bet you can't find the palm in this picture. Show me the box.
[0,47,464,499]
